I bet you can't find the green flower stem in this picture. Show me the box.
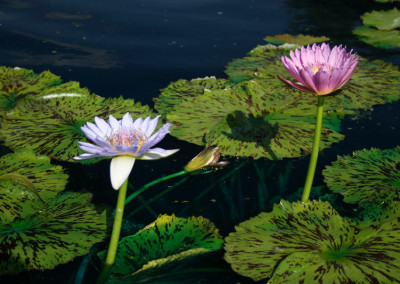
[301,96,325,202]
[120,170,188,212]
[96,178,129,284]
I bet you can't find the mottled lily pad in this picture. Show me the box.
[0,191,107,274]
[0,150,68,223]
[224,200,400,283]
[361,8,400,31]
[154,76,231,116]
[264,34,329,46]
[353,25,400,49]
[0,66,90,115]
[166,79,344,159]
[323,147,400,204]
[98,214,223,282]
[0,94,154,162]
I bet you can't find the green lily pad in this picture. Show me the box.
[0,94,154,162]
[361,8,400,31]
[323,147,400,204]
[224,200,400,283]
[98,214,223,282]
[166,79,344,159]
[0,66,91,115]
[154,76,231,117]
[0,150,68,223]
[353,25,400,49]
[264,34,329,46]
[0,191,108,274]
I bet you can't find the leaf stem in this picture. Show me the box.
[301,96,325,202]
[96,178,129,284]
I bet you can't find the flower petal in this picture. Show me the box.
[73,153,104,160]
[110,156,136,190]
[95,117,112,136]
[138,148,179,160]
[121,112,134,129]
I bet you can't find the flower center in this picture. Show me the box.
[311,65,321,74]
[109,128,147,151]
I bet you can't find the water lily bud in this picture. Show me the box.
[184,146,228,173]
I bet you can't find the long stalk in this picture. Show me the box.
[96,178,129,284]
[301,96,325,202]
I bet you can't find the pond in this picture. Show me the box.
[0,0,400,283]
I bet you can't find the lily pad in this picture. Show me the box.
[0,191,108,274]
[0,94,154,162]
[166,79,344,159]
[0,66,90,115]
[224,200,400,283]
[0,150,68,223]
[323,147,400,204]
[353,25,400,49]
[98,214,223,282]
[154,76,231,116]
[361,8,400,31]
[264,34,329,46]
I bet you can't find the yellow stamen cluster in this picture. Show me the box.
[108,128,147,152]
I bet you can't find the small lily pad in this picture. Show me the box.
[98,214,223,282]
[0,150,68,223]
[166,79,344,159]
[361,8,400,31]
[323,147,400,204]
[0,95,154,162]
[0,191,108,274]
[264,34,329,46]
[0,66,91,115]
[154,76,231,116]
[353,25,400,49]
[224,200,400,283]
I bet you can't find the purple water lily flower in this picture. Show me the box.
[74,113,179,190]
[279,43,359,96]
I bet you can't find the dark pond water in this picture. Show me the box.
[1,0,400,283]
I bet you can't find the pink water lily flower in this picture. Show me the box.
[74,113,179,190]
[279,43,359,96]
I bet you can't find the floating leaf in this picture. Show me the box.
[154,76,231,116]
[323,147,400,204]
[0,66,90,116]
[224,200,400,283]
[166,79,344,159]
[0,150,68,223]
[98,214,223,282]
[0,94,154,162]
[0,191,108,274]
[353,25,400,49]
[264,34,329,46]
[361,8,400,31]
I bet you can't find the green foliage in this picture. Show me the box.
[323,147,400,204]
[361,8,400,31]
[0,94,154,162]
[225,200,400,283]
[98,214,223,282]
[264,34,329,46]
[165,79,343,159]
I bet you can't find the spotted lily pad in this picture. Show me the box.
[154,76,231,116]
[0,94,154,162]
[0,191,108,274]
[224,200,400,283]
[98,214,223,282]
[0,66,90,116]
[166,79,344,159]
[323,147,400,204]
[264,34,329,46]
[361,8,400,31]
[0,150,68,223]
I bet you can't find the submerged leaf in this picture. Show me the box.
[0,150,68,223]
[225,200,400,283]
[0,191,108,274]
[0,95,154,162]
[323,147,400,204]
[99,214,223,282]
[166,79,344,159]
